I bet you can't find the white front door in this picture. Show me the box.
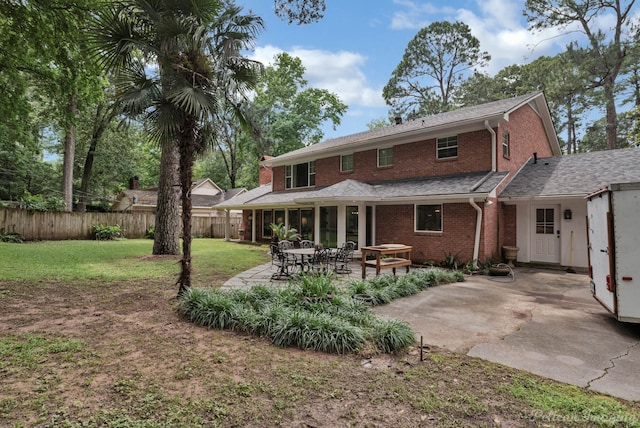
[531,206,561,264]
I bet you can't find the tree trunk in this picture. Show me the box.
[176,118,198,298]
[604,81,618,150]
[77,103,112,212]
[62,91,78,212]
[153,141,180,255]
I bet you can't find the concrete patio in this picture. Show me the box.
[221,258,395,290]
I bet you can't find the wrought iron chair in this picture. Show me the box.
[333,241,356,274]
[304,247,329,274]
[271,240,297,280]
[299,240,314,248]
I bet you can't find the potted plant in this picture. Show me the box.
[268,223,301,242]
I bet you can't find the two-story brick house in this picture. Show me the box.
[217,91,561,264]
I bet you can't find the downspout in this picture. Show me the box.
[484,120,496,172]
[469,198,483,269]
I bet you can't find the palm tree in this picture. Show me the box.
[91,0,263,297]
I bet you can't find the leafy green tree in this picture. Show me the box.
[252,52,347,157]
[383,21,490,119]
[580,113,638,152]
[0,0,104,210]
[525,0,637,150]
[92,0,264,296]
[273,0,325,24]
[367,117,390,130]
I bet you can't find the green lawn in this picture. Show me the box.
[1,239,639,427]
[0,238,269,283]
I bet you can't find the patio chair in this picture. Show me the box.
[305,247,331,274]
[299,240,314,248]
[278,240,295,251]
[269,242,280,266]
[271,241,297,280]
[333,241,355,274]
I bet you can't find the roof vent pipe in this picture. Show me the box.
[533,152,538,164]
[395,116,402,125]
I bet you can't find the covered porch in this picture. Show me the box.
[216,171,509,265]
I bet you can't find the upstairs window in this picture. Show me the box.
[286,161,315,189]
[502,131,510,157]
[340,154,354,172]
[377,147,394,167]
[437,136,458,159]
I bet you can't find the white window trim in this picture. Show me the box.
[436,136,458,160]
[377,147,394,168]
[285,161,316,189]
[502,131,510,157]
[340,154,354,172]
[414,204,443,233]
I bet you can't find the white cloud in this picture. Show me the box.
[251,45,386,108]
[390,1,457,29]
[389,0,578,75]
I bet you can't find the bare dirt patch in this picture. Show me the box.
[1,278,635,427]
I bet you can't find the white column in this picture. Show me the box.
[224,209,230,241]
[337,204,346,248]
[370,205,376,245]
[314,205,321,244]
[357,202,366,250]
[251,209,256,243]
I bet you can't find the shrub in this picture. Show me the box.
[0,228,24,243]
[144,227,155,239]
[92,224,123,240]
[19,191,65,212]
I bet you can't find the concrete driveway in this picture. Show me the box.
[373,267,640,401]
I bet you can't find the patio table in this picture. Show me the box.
[361,244,412,278]
[284,248,335,272]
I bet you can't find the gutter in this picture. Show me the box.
[469,197,483,269]
[484,120,496,172]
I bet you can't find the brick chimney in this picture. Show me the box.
[128,176,139,190]
[259,156,273,186]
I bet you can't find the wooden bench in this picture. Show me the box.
[361,245,412,278]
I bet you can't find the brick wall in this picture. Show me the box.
[495,104,555,195]
[303,129,494,188]
[375,203,486,265]
[271,103,555,192]
[501,204,517,247]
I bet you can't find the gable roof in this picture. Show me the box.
[216,171,508,209]
[116,185,246,208]
[263,91,560,167]
[500,148,640,199]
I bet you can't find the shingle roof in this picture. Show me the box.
[120,185,245,208]
[264,91,558,165]
[500,148,640,199]
[216,171,507,208]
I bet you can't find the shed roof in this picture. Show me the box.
[500,148,640,199]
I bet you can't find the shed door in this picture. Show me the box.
[531,206,560,264]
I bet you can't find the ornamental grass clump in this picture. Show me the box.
[269,310,366,353]
[180,288,242,330]
[178,267,464,355]
[370,319,416,354]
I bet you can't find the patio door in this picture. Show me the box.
[346,205,358,246]
[531,205,560,264]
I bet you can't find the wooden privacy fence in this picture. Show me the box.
[0,208,241,241]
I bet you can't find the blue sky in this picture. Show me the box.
[238,0,579,139]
